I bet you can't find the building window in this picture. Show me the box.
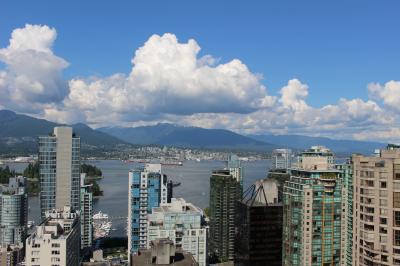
[394,193,400,208]
[395,212,400,226]
[394,230,400,246]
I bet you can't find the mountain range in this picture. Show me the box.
[0,110,129,155]
[248,134,386,155]
[0,109,387,155]
[98,124,276,151]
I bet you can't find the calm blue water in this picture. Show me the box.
[7,159,271,237]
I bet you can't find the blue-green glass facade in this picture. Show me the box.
[128,168,162,254]
[38,136,57,219]
[283,169,343,266]
[336,161,353,266]
[0,177,27,246]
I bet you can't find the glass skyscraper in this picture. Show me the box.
[0,176,28,246]
[209,169,241,263]
[128,163,169,258]
[227,154,243,190]
[335,160,353,266]
[38,127,80,219]
[235,179,283,266]
[283,146,343,266]
[80,173,93,249]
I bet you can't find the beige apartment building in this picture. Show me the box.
[25,206,80,266]
[353,145,400,265]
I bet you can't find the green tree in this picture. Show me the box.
[0,166,14,184]
[204,207,210,217]
[23,162,40,179]
[85,179,103,196]
[81,164,102,177]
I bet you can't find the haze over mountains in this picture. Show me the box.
[0,109,386,155]
[98,124,276,151]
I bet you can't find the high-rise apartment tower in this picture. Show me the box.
[38,127,80,219]
[353,145,400,265]
[80,173,93,249]
[209,169,241,262]
[128,164,170,257]
[283,146,343,265]
[0,176,27,246]
[235,179,283,266]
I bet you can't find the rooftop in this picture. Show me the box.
[153,198,202,214]
[28,206,79,241]
[132,248,198,266]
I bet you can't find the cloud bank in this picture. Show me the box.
[1,24,400,142]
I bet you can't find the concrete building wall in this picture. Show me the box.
[0,244,23,266]
[55,127,73,209]
[254,179,278,204]
[25,207,80,266]
[353,148,400,265]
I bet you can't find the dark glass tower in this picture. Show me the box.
[209,169,241,263]
[235,179,283,266]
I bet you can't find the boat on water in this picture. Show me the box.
[161,161,183,166]
[93,211,109,220]
[123,159,151,164]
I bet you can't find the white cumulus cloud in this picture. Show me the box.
[368,80,400,111]
[279,79,309,111]
[0,24,69,113]
[55,33,275,124]
[2,24,400,143]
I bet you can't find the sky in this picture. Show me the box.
[1,1,400,142]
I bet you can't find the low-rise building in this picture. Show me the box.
[25,206,80,266]
[147,198,206,266]
[132,239,198,266]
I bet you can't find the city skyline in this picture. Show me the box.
[1,1,400,143]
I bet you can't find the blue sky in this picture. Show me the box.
[2,1,399,106]
[1,1,400,141]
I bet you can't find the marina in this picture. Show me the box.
[93,211,112,239]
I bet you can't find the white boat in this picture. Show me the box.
[93,211,109,220]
